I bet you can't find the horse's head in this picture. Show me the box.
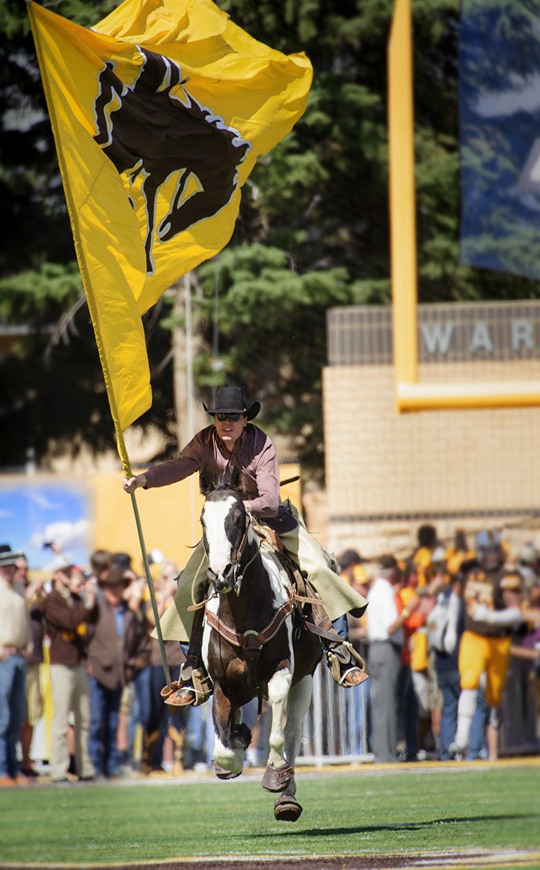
[200,467,249,594]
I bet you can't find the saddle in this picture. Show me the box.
[168,524,366,714]
[266,542,366,682]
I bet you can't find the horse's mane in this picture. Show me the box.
[200,466,245,496]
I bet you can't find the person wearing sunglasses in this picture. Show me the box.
[122,386,367,708]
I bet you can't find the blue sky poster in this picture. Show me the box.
[0,479,91,570]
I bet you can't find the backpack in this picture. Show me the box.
[427,588,459,654]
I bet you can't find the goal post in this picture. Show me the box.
[388,0,540,412]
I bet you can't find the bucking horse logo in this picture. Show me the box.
[93,47,251,274]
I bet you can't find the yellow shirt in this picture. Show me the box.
[412,547,433,588]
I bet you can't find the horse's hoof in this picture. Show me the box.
[274,795,303,822]
[213,761,242,780]
[232,723,252,750]
[262,763,294,793]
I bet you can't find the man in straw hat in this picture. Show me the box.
[0,545,31,786]
[123,386,368,708]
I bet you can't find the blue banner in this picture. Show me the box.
[459,0,540,280]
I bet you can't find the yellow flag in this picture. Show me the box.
[28,0,312,468]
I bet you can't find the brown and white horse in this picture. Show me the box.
[199,468,322,821]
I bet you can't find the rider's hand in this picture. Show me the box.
[122,474,146,494]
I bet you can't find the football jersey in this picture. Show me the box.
[461,563,522,638]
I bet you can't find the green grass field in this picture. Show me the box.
[0,765,539,865]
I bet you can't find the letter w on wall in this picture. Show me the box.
[420,324,454,355]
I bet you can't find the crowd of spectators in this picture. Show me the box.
[341,525,540,764]
[1,522,540,786]
[0,542,210,786]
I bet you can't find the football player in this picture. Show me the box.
[450,529,534,759]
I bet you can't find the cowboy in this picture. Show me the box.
[122,387,368,708]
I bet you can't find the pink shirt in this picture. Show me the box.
[144,424,280,519]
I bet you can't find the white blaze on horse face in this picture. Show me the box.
[202,496,237,575]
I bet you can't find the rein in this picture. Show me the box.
[229,515,259,595]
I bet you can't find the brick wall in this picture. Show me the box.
[323,361,540,560]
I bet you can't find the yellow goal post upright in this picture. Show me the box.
[388,0,540,412]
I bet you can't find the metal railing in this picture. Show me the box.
[298,660,372,765]
[297,654,538,764]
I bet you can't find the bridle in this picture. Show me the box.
[228,513,252,595]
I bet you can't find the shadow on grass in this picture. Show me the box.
[254,814,539,838]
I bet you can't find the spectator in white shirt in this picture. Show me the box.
[0,545,31,787]
[367,555,420,763]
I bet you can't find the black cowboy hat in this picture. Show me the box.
[202,386,260,421]
[0,544,25,567]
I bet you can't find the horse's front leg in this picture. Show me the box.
[283,675,313,788]
[212,684,246,779]
[271,676,313,823]
[261,665,293,791]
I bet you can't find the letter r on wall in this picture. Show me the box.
[511,320,533,351]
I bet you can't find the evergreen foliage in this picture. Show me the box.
[0,0,537,473]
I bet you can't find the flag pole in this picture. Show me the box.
[129,491,172,691]
[104,415,174,691]
[112,431,173,691]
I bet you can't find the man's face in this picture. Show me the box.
[53,567,72,588]
[0,563,17,584]
[15,558,28,584]
[214,413,247,448]
[478,544,503,571]
[103,584,124,607]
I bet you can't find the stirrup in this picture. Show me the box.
[337,665,369,688]
[326,641,368,688]
[165,684,197,712]
[165,665,214,711]
[160,681,180,701]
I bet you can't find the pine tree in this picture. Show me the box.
[1,0,537,473]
